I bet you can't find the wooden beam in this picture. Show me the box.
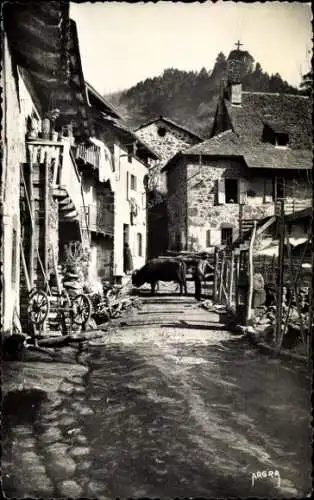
[28,151,35,288]
[44,150,49,277]
[275,200,285,346]
[246,221,257,324]
[256,216,276,237]
[229,251,235,306]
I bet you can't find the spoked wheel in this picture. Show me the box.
[28,290,50,326]
[72,294,91,325]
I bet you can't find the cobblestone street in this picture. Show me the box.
[2,288,312,498]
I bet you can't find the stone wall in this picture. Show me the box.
[186,159,243,249]
[137,120,200,194]
[167,159,187,250]
[167,155,312,252]
[2,34,30,335]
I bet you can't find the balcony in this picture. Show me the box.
[81,204,114,237]
[73,143,100,171]
[274,199,312,216]
[27,138,85,220]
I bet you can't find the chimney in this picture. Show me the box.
[229,83,242,105]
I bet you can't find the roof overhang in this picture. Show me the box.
[4,2,91,137]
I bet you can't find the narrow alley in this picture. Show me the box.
[2,286,312,499]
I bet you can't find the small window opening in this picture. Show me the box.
[221,228,233,245]
[130,174,137,191]
[225,179,238,203]
[275,133,289,147]
[206,230,211,247]
[157,126,167,137]
[137,233,143,257]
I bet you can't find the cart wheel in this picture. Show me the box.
[72,294,91,325]
[28,290,50,326]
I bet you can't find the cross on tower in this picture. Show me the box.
[235,40,243,50]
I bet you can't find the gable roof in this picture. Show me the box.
[163,92,313,172]
[85,81,121,119]
[135,115,203,141]
[162,130,312,172]
[223,92,312,150]
[100,116,160,161]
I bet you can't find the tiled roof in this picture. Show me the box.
[225,92,312,150]
[136,115,203,141]
[184,130,312,170]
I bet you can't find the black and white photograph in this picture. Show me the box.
[1,0,313,498]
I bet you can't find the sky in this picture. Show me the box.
[70,1,312,95]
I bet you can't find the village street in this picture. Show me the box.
[2,286,312,499]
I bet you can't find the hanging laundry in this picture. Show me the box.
[89,137,114,185]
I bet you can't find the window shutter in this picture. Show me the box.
[126,171,129,200]
[217,179,225,204]
[206,229,211,247]
[239,179,248,204]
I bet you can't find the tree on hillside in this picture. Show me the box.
[211,52,227,77]
[300,71,313,96]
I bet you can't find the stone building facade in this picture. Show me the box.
[1,32,34,335]
[136,116,202,258]
[136,116,202,192]
[165,154,312,252]
[163,47,312,253]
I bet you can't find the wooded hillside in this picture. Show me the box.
[106,51,301,139]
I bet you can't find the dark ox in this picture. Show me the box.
[132,258,187,295]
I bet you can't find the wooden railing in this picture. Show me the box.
[73,143,100,170]
[81,204,114,236]
[274,199,312,216]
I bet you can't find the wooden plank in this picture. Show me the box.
[275,200,285,347]
[246,221,257,324]
[229,251,234,306]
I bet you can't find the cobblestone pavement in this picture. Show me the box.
[2,285,312,498]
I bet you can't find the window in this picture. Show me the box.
[157,126,167,137]
[206,230,211,247]
[130,174,137,191]
[221,228,233,245]
[275,177,285,199]
[217,178,239,204]
[264,178,273,203]
[127,145,133,163]
[276,133,289,147]
[137,233,143,257]
[225,179,238,203]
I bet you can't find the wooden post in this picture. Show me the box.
[20,241,31,292]
[239,203,243,241]
[275,199,285,348]
[213,247,218,301]
[235,250,240,311]
[228,251,234,306]
[307,237,314,358]
[219,251,225,302]
[246,221,257,324]
[28,146,35,288]
[44,149,49,280]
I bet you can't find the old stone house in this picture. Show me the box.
[76,83,159,282]
[1,1,93,335]
[162,49,312,252]
[136,116,203,258]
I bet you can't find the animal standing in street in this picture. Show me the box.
[132,258,187,295]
